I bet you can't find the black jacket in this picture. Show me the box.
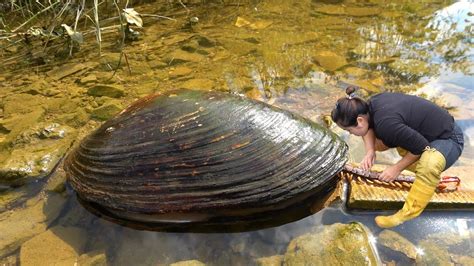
[368,92,454,155]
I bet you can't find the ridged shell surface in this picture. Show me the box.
[65,89,348,231]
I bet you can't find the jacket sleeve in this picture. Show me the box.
[377,118,430,155]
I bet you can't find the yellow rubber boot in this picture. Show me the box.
[375,148,446,228]
[396,147,418,172]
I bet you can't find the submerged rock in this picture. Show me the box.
[220,39,257,56]
[0,109,44,154]
[0,192,67,257]
[164,50,207,66]
[314,6,380,17]
[46,62,96,81]
[339,79,380,93]
[416,240,452,265]
[451,254,474,265]
[283,222,380,265]
[169,66,194,79]
[179,78,215,90]
[255,255,284,266]
[54,108,89,128]
[19,226,87,266]
[77,250,108,266]
[87,84,125,98]
[90,100,124,121]
[170,260,207,266]
[345,7,381,17]
[378,230,417,259]
[312,51,348,72]
[313,5,346,16]
[0,253,18,265]
[2,94,45,116]
[343,67,369,78]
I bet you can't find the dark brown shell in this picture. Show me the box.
[65,89,348,231]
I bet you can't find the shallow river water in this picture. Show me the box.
[0,0,473,265]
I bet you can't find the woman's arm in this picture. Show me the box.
[361,128,376,171]
[378,152,420,182]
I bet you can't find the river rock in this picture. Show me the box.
[19,226,87,266]
[0,253,18,265]
[312,51,348,72]
[54,108,89,128]
[415,240,452,265]
[2,94,45,116]
[314,5,380,17]
[170,260,207,266]
[0,187,24,208]
[164,50,206,66]
[0,123,76,184]
[0,192,67,257]
[346,7,381,17]
[220,39,257,56]
[339,78,380,93]
[87,84,125,98]
[314,5,346,15]
[90,100,124,121]
[179,79,215,91]
[169,66,194,79]
[77,250,108,266]
[0,110,44,142]
[283,222,380,265]
[78,74,98,84]
[378,230,417,259]
[255,255,283,266]
[99,53,123,69]
[46,62,96,81]
[195,35,217,48]
[343,67,368,78]
[451,254,474,265]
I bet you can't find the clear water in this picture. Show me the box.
[0,0,473,265]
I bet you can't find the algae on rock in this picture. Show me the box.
[283,222,380,266]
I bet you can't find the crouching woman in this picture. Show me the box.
[331,87,464,228]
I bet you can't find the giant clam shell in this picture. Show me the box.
[65,89,348,231]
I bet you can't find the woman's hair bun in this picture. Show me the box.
[345,86,357,96]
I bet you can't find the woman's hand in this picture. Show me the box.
[360,151,376,171]
[378,165,401,182]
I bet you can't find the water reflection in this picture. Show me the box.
[0,0,473,265]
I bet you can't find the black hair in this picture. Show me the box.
[331,86,369,127]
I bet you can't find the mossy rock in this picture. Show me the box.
[283,222,380,265]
